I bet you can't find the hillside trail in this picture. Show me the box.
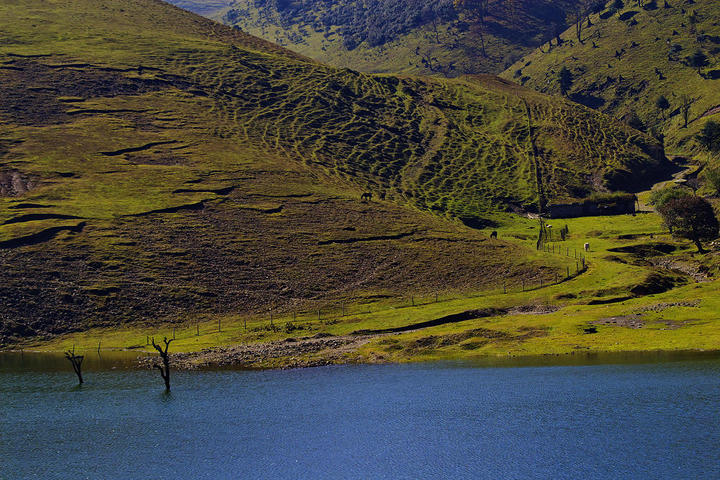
[636,156,696,212]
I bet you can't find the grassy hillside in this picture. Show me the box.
[36,211,720,368]
[501,0,720,155]
[0,0,665,343]
[176,0,584,76]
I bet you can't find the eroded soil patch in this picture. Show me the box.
[0,58,185,126]
[0,170,39,196]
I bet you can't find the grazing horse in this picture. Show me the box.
[490,231,498,239]
[360,192,373,201]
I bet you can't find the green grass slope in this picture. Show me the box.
[179,0,583,77]
[501,0,720,155]
[0,0,665,343]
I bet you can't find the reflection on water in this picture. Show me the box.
[0,350,145,372]
[2,348,719,373]
[1,352,719,479]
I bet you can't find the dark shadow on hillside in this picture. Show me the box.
[570,92,606,109]
[604,156,683,194]
[459,216,498,230]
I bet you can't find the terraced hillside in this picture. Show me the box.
[501,0,720,154]
[0,0,665,342]
[175,0,584,76]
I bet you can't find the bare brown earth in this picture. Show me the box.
[158,334,377,369]
[147,323,550,370]
[0,162,551,343]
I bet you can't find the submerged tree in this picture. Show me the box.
[64,347,84,385]
[151,337,174,391]
[657,195,719,253]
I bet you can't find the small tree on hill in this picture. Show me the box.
[558,67,573,96]
[625,112,646,132]
[657,195,719,253]
[697,120,720,153]
[613,0,625,10]
[656,95,670,119]
[454,0,490,57]
[567,2,592,44]
[679,94,695,128]
[688,10,699,34]
[703,167,720,195]
[687,49,708,74]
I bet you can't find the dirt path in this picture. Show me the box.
[637,157,695,211]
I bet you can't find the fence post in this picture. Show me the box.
[522,279,525,291]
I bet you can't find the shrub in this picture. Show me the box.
[697,120,720,153]
[703,167,720,194]
[649,185,691,208]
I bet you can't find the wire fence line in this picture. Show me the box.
[76,236,592,351]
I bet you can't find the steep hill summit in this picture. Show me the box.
[175,0,586,76]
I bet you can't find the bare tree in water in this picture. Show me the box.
[151,337,173,391]
[64,347,84,385]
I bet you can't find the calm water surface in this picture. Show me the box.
[1,352,719,479]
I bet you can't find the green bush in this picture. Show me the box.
[648,185,691,208]
[698,120,720,153]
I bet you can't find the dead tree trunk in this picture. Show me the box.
[64,348,84,385]
[151,336,173,391]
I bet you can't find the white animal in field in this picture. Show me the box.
[584,242,590,252]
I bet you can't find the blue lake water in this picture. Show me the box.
[1,353,719,479]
